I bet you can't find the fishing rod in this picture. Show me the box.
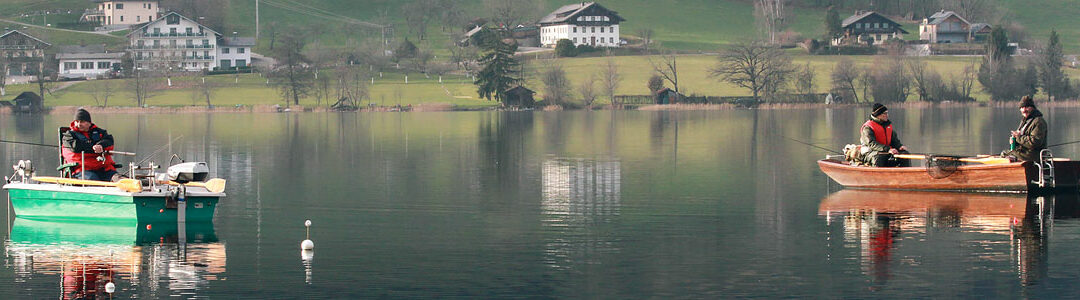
[0,139,135,156]
[780,136,842,154]
[1048,140,1080,148]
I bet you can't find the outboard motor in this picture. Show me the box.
[166,162,209,183]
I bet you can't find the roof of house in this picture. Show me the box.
[970,23,992,32]
[539,2,625,25]
[127,12,221,37]
[926,10,970,25]
[220,37,256,47]
[841,11,909,34]
[56,52,125,60]
[0,30,52,47]
[58,44,106,54]
[505,86,535,94]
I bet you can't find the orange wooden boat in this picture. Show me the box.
[818,189,1028,218]
[817,158,1080,192]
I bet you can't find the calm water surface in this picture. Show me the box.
[3,107,1080,298]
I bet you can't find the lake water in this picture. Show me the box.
[3,107,1080,298]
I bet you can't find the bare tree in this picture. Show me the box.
[578,73,597,106]
[485,0,540,28]
[907,58,930,101]
[190,76,218,108]
[636,28,655,54]
[868,55,910,103]
[755,0,787,44]
[335,63,370,107]
[649,50,681,95]
[403,0,437,40]
[0,56,8,97]
[830,57,860,103]
[129,59,162,107]
[270,29,314,105]
[795,62,816,102]
[540,63,572,106]
[599,58,622,105]
[710,40,794,102]
[960,59,977,99]
[90,79,116,107]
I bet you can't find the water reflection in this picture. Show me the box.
[541,157,622,270]
[818,190,1066,287]
[3,219,225,298]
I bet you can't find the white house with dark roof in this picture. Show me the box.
[833,11,908,46]
[539,2,625,48]
[919,10,991,44]
[127,12,255,72]
[217,36,254,69]
[0,30,50,81]
[57,45,124,79]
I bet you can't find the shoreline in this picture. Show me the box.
[5,100,1078,115]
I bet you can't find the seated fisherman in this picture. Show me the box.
[861,103,909,167]
[62,108,120,181]
[1002,95,1047,162]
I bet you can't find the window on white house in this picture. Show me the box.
[64,62,77,70]
[238,48,245,54]
[600,27,604,33]
[573,27,576,33]
[120,16,124,22]
[137,16,140,22]
[98,62,110,69]
[610,37,614,43]
[81,62,94,69]
[591,27,595,33]
[116,3,124,9]
[223,48,230,54]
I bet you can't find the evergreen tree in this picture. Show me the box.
[474,41,521,101]
[1040,30,1068,101]
[825,7,842,39]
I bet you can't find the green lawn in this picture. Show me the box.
[10,54,1077,108]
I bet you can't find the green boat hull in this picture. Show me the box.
[4,184,221,223]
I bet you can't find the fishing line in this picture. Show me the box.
[780,136,842,154]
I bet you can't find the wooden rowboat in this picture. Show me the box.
[817,158,1080,192]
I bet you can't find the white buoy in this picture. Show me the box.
[301,219,314,250]
[105,282,116,293]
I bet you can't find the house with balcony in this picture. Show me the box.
[919,10,991,44]
[57,45,125,79]
[539,2,625,48]
[83,0,162,29]
[127,12,220,71]
[833,11,908,46]
[1,30,51,79]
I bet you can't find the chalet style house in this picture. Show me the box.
[0,30,51,78]
[919,10,991,43]
[539,2,625,48]
[83,0,162,28]
[127,12,252,71]
[833,11,908,46]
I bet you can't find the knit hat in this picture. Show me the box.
[1019,95,1036,108]
[871,103,888,117]
[74,108,91,122]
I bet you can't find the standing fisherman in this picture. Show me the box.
[1002,96,1047,162]
[861,103,909,167]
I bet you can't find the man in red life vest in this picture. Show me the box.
[861,103,909,167]
[61,108,120,181]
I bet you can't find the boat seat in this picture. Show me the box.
[58,127,122,178]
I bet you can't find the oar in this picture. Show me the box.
[166,178,227,193]
[32,176,143,193]
[894,154,1011,165]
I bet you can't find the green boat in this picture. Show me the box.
[3,182,223,222]
[4,160,225,223]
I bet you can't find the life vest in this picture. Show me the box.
[863,119,892,146]
[61,122,116,174]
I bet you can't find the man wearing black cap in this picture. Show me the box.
[861,103,909,167]
[1002,95,1047,161]
[61,108,119,181]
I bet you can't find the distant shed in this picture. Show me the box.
[503,86,536,108]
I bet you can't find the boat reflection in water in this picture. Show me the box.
[818,189,1073,287]
[4,218,225,299]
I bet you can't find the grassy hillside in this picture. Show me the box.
[1001,0,1080,51]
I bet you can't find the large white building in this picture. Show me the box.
[538,2,625,48]
[127,12,253,72]
[83,0,161,27]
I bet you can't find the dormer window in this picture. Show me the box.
[166,14,181,25]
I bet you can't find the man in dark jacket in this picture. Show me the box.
[1002,96,1047,162]
[861,103,909,167]
[62,108,119,181]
